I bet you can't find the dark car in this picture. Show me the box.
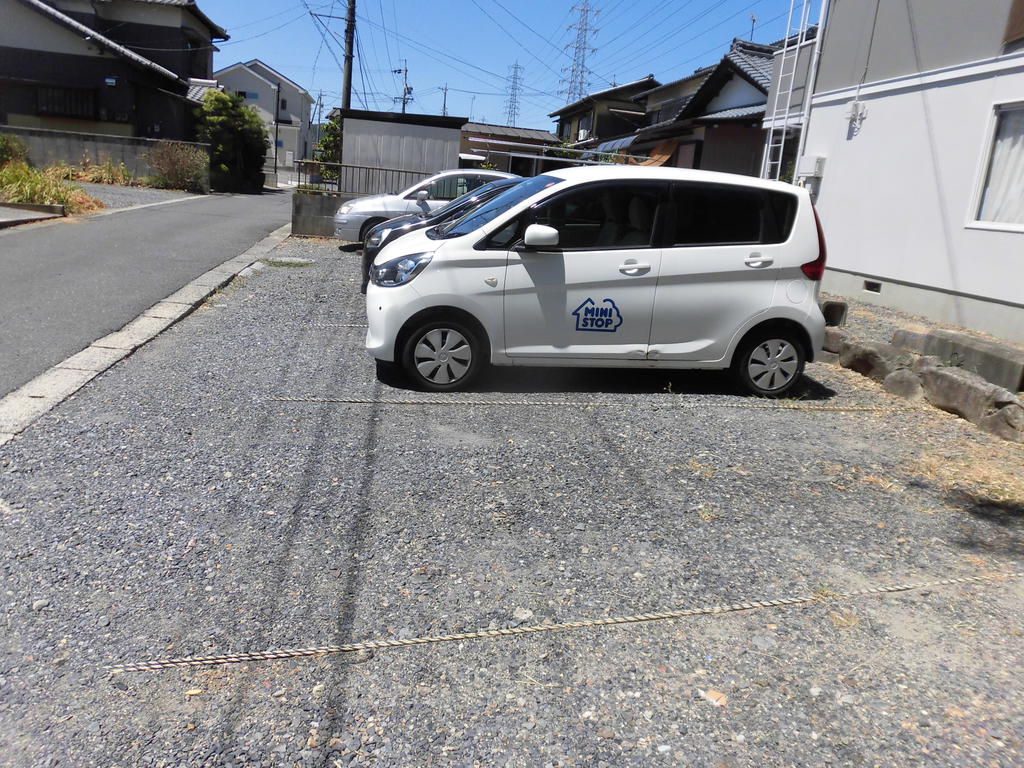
[354,176,523,293]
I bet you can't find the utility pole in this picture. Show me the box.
[341,0,356,110]
[469,95,476,121]
[504,61,523,127]
[750,13,757,40]
[392,60,412,113]
[561,1,598,103]
[273,82,280,175]
[441,83,449,116]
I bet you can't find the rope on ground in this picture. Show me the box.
[268,396,912,413]
[108,571,1021,674]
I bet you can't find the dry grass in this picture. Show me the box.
[911,439,1024,508]
[0,161,104,214]
[830,610,862,628]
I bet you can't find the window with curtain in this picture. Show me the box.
[977,104,1024,226]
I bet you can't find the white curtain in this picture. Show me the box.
[978,107,1024,225]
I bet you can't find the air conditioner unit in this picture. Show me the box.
[796,155,826,178]
[577,128,590,141]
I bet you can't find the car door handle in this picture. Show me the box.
[744,253,773,267]
[618,261,651,275]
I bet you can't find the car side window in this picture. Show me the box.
[429,175,480,201]
[531,182,663,250]
[486,216,524,249]
[668,183,798,246]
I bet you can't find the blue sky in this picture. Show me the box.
[203,0,804,131]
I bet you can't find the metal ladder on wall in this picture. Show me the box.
[760,0,815,180]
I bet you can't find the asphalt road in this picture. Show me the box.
[0,189,291,396]
[1,238,1021,767]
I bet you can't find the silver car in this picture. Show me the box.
[333,169,516,242]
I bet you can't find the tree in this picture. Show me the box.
[315,113,343,164]
[195,91,269,192]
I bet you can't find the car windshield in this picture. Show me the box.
[426,179,519,219]
[434,175,563,238]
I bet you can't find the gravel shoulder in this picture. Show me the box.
[1,239,1021,767]
[77,182,196,210]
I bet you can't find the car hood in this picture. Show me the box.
[344,194,390,212]
[372,227,439,265]
[375,213,422,232]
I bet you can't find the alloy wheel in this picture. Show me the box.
[412,328,473,385]
[746,338,800,391]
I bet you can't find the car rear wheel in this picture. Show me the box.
[401,319,483,392]
[733,332,805,397]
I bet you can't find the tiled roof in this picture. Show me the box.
[186,82,221,104]
[17,0,182,84]
[124,0,228,39]
[462,122,560,144]
[726,45,774,89]
[695,104,766,121]
[548,75,660,117]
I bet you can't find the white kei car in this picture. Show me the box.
[364,165,827,397]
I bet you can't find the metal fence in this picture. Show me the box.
[296,161,431,197]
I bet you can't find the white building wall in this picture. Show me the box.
[802,53,1024,342]
[341,118,460,172]
[705,76,765,112]
[215,65,311,169]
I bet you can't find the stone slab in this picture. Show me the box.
[143,301,193,319]
[14,367,99,402]
[93,314,176,350]
[57,345,128,373]
[162,283,217,307]
[893,328,1024,392]
[0,394,61,433]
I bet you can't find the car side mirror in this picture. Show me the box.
[416,189,429,202]
[523,223,559,249]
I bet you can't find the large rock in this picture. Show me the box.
[918,365,1024,442]
[893,328,1024,392]
[883,369,924,401]
[838,341,911,382]
[823,327,849,354]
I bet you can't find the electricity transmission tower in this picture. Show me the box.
[561,1,598,103]
[503,61,524,126]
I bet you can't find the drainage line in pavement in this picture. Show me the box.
[108,571,1020,674]
[269,396,913,413]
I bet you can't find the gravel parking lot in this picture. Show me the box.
[1,238,1021,767]
[77,182,196,210]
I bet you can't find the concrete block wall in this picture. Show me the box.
[292,191,354,237]
[1,125,209,181]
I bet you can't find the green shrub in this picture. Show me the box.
[0,161,103,214]
[145,141,209,192]
[195,91,268,192]
[0,134,29,167]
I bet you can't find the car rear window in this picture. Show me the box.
[668,182,797,246]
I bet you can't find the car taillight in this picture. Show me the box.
[801,205,828,280]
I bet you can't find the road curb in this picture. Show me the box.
[0,223,291,448]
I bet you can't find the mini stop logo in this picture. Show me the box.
[572,298,623,333]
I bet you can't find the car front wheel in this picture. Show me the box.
[733,332,805,397]
[401,319,484,392]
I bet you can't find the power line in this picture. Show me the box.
[355,13,562,105]
[469,0,566,83]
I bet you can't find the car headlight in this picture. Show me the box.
[370,252,432,287]
[367,228,389,247]
[338,203,353,215]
